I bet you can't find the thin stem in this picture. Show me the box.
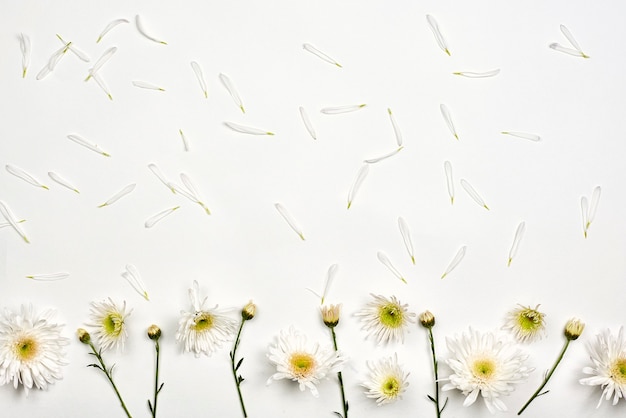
[231,319,248,417]
[517,339,570,415]
[151,340,161,418]
[88,341,133,418]
[427,327,444,417]
[331,328,348,418]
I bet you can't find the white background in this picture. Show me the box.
[0,1,624,417]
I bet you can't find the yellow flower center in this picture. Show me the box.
[378,303,403,328]
[289,352,316,378]
[472,358,496,381]
[380,376,400,398]
[517,309,543,332]
[192,312,214,331]
[610,357,626,384]
[14,336,38,361]
[102,312,124,336]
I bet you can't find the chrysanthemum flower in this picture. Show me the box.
[176,280,238,357]
[355,294,416,344]
[442,328,532,413]
[362,353,410,406]
[86,298,132,352]
[580,326,626,407]
[502,304,546,343]
[0,305,68,394]
[267,326,346,397]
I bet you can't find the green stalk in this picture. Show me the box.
[88,341,133,418]
[518,339,570,415]
[331,328,348,418]
[150,340,161,417]
[231,319,248,417]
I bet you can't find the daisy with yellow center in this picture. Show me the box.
[362,353,409,406]
[442,328,532,413]
[355,294,416,345]
[0,305,68,394]
[176,280,238,357]
[86,298,132,352]
[580,326,626,407]
[267,326,346,397]
[502,304,546,343]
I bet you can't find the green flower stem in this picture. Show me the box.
[87,341,133,418]
[517,339,570,415]
[150,340,161,418]
[230,319,248,417]
[426,327,444,418]
[331,328,348,418]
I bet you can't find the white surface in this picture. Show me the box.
[0,1,625,417]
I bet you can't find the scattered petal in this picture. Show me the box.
[364,147,403,164]
[132,80,165,91]
[0,200,29,243]
[223,121,274,136]
[387,108,403,147]
[98,183,136,208]
[26,272,69,281]
[48,171,79,193]
[145,206,179,228]
[67,134,110,157]
[0,219,25,230]
[347,164,369,209]
[440,104,458,140]
[558,24,589,58]
[274,203,305,240]
[426,14,450,56]
[18,33,31,78]
[36,42,71,80]
[501,131,541,142]
[219,73,245,113]
[302,43,342,67]
[453,69,500,78]
[179,129,190,151]
[584,186,601,238]
[299,106,316,140]
[460,179,489,210]
[148,163,175,193]
[377,251,406,284]
[321,264,338,305]
[90,72,113,100]
[6,165,48,189]
[507,221,526,266]
[190,61,208,98]
[122,264,149,301]
[85,47,117,81]
[135,15,167,45]
[96,18,129,43]
[398,217,415,264]
[444,161,454,205]
[441,246,466,279]
[320,104,366,114]
[549,43,588,58]
[170,173,211,215]
[580,196,589,238]
[56,34,90,62]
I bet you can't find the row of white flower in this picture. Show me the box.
[0,283,623,417]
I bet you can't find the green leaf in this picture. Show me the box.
[157,382,165,393]
[427,394,436,403]
[235,357,244,371]
[148,400,153,413]
[332,412,343,418]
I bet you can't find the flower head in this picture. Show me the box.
[267,326,346,397]
[502,304,546,343]
[77,328,91,344]
[321,304,341,328]
[0,305,69,394]
[241,301,256,321]
[362,353,410,406]
[176,280,238,357]
[147,324,161,341]
[565,318,585,341]
[355,294,416,345]
[419,310,436,329]
[442,328,532,413]
[85,298,132,352]
[580,326,626,407]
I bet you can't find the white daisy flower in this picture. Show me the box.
[580,326,626,407]
[502,304,546,343]
[176,280,238,357]
[0,305,69,394]
[85,298,132,352]
[354,294,416,344]
[267,326,346,397]
[442,328,532,413]
[362,353,410,406]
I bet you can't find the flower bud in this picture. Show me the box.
[77,328,91,344]
[564,318,585,340]
[241,301,256,321]
[147,324,161,341]
[321,304,341,328]
[419,310,436,329]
